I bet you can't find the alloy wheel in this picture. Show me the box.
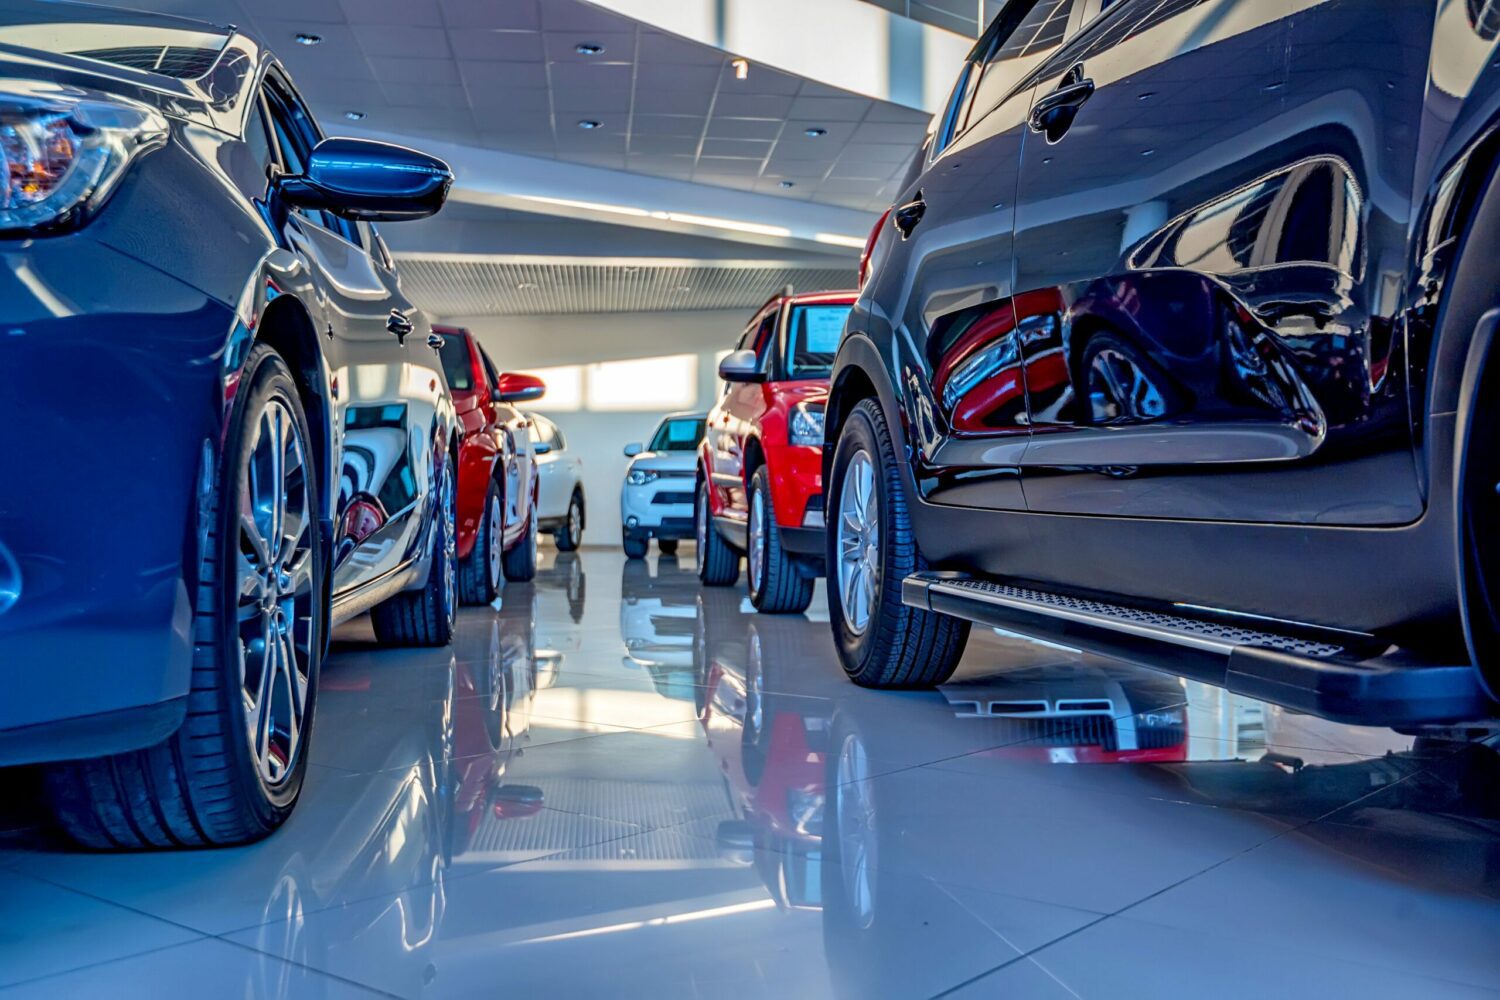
[236,399,315,789]
[568,498,582,543]
[835,449,879,636]
[696,485,709,574]
[748,485,766,593]
[487,492,502,594]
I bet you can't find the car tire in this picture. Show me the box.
[622,534,649,559]
[501,505,538,582]
[827,398,968,687]
[44,344,323,848]
[372,459,457,648]
[458,476,503,605]
[696,479,740,586]
[554,490,584,552]
[747,465,815,614]
[658,538,679,556]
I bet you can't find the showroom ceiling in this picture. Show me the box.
[393,255,856,316]
[122,0,933,212]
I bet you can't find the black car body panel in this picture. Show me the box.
[829,0,1500,698]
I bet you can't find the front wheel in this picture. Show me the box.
[554,491,584,551]
[372,459,457,648]
[696,479,740,586]
[458,476,503,605]
[502,506,538,582]
[622,534,649,559]
[826,398,968,687]
[45,344,323,848]
[658,538,679,556]
[748,465,814,614]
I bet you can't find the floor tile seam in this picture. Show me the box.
[0,939,216,994]
[203,936,405,998]
[926,920,1103,999]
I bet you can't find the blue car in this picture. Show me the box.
[0,3,460,847]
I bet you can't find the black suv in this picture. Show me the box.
[824,0,1500,727]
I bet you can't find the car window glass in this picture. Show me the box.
[933,59,980,155]
[479,348,502,391]
[649,418,706,452]
[263,81,363,248]
[785,303,854,379]
[969,0,1077,124]
[532,416,554,447]
[752,312,777,359]
[552,425,567,450]
[437,336,474,392]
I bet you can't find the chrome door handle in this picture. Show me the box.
[893,191,926,239]
[387,309,414,345]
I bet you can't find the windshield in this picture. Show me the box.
[0,14,228,79]
[785,303,853,378]
[649,418,705,452]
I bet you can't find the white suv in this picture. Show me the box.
[620,412,707,558]
[531,414,585,551]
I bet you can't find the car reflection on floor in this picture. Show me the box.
[1,549,1496,997]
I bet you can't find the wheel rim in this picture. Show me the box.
[835,449,879,636]
[1087,347,1165,422]
[568,498,582,542]
[748,484,766,593]
[237,398,315,789]
[441,465,456,628]
[487,492,502,592]
[696,486,709,574]
[836,732,877,929]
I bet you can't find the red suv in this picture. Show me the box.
[436,326,545,602]
[697,290,856,612]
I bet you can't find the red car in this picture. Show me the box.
[697,290,856,613]
[435,326,545,601]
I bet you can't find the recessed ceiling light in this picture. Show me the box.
[577,119,602,130]
[779,180,795,188]
[803,127,827,137]
[672,285,692,293]
[575,42,605,55]
[343,110,366,121]
[516,281,540,291]
[293,32,322,46]
[731,58,749,80]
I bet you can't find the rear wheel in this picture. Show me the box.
[45,344,323,848]
[622,534,649,559]
[458,476,503,605]
[502,505,538,582]
[827,398,968,687]
[372,460,457,648]
[554,491,584,551]
[696,479,740,586]
[747,466,814,614]
[658,538,679,556]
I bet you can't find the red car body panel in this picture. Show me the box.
[434,326,538,562]
[700,291,856,550]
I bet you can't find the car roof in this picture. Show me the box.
[661,411,710,421]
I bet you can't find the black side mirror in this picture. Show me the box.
[278,137,452,221]
[718,349,764,383]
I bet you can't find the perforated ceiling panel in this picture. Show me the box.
[394,254,857,317]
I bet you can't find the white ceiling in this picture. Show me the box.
[393,255,856,316]
[106,0,934,212]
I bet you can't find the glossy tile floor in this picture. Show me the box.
[3,548,1500,998]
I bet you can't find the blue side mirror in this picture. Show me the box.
[279,137,452,222]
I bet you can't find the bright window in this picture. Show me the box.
[523,364,583,411]
[588,354,697,411]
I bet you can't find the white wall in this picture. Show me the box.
[442,310,747,543]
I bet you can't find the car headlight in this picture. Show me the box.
[626,468,659,486]
[1,83,167,236]
[789,404,825,447]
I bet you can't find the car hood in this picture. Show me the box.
[628,451,698,473]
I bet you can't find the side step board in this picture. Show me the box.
[902,572,1492,727]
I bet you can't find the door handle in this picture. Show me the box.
[1029,66,1094,142]
[386,309,413,345]
[893,191,926,240]
[426,332,446,350]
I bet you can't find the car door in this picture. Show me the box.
[480,347,536,540]
[259,74,434,594]
[708,307,777,523]
[871,0,1082,512]
[532,416,568,519]
[1010,0,1424,526]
